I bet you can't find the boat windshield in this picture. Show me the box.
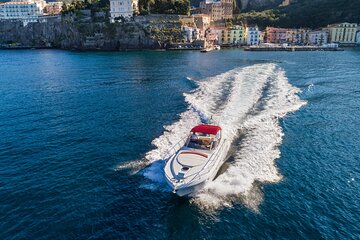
[187,133,215,150]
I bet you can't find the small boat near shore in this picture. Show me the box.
[164,124,230,197]
[200,47,213,52]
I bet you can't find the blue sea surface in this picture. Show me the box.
[0,49,359,239]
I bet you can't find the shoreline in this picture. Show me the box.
[1,45,358,52]
[244,46,345,52]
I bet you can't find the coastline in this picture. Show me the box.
[244,46,345,51]
[2,45,358,52]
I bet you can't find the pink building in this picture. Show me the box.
[265,27,289,43]
[205,27,225,45]
[44,2,63,15]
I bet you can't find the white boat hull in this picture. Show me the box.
[164,140,230,197]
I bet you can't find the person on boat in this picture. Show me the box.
[188,133,213,150]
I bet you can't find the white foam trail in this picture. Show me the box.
[144,68,237,164]
[139,110,200,188]
[145,110,201,162]
[115,159,148,175]
[194,66,306,211]
[141,63,306,210]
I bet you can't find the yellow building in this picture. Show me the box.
[220,28,231,45]
[325,22,358,43]
[218,25,245,45]
[229,25,245,45]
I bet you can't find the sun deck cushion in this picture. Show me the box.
[176,151,208,167]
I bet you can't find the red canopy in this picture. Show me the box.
[191,124,221,135]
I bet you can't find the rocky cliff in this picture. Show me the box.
[0,13,185,50]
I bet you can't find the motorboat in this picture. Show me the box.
[164,124,230,197]
[214,45,221,50]
[200,46,214,52]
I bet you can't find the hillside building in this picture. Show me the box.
[44,1,62,15]
[324,22,358,43]
[229,25,246,45]
[265,27,288,43]
[246,26,260,45]
[285,28,309,45]
[208,25,245,45]
[193,14,211,39]
[205,27,224,44]
[110,0,138,22]
[183,26,199,42]
[0,0,48,26]
[308,30,328,45]
[199,0,232,22]
[219,28,229,44]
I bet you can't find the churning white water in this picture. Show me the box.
[139,63,306,210]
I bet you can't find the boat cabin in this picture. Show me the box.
[186,124,221,151]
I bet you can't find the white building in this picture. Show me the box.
[357,31,360,44]
[183,26,199,43]
[0,0,47,26]
[308,30,328,45]
[246,26,260,45]
[110,0,137,22]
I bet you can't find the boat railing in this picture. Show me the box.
[188,139,227,183]
[161,136,188,161]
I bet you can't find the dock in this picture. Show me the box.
[244,46,344,51]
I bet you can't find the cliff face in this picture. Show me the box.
[0,14,184,50]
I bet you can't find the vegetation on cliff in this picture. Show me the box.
[234,0,360,28]
[62,0,109,15]
[138,0,190,15]
[62,0,190,17]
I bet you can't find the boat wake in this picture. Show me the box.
[139,63,306,210]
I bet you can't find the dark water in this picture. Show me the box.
[0,49,359,239]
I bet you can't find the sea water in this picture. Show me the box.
[0,49,359,239]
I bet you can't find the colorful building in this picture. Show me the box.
[219,28,230,45]
[206,27,224,45]
[199,0,232,22]
[44,1,62,15]
[216,25,245,45]
[308,30,328,45]
[193,14,211,40]
[265,27,288,44]
[229,25,246,45]
[324,22,358,43]
[246,25,260,45]
[285,28,309,45]
[258,31,265,44]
